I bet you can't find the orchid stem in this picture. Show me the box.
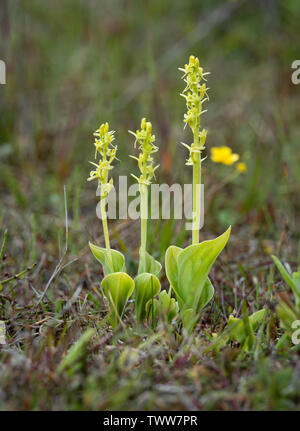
[140,182,148,272]
[192,129,201,245]
[100,183,113,270]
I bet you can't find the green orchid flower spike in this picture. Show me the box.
[129,119,161,322]
[165,56,231,333]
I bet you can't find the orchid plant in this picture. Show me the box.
[129,118,161,322]
[88,123,133,328]
[165,56,231,332]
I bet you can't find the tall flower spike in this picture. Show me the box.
[179,55,210,166]
[87,122,117,197]
[179,55,210,245]
[129,118,159,185]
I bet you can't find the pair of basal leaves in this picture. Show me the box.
[89,243,161,327]
[90,226,231,330]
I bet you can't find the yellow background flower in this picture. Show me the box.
[210,146,239,165]
[236,162,247,173]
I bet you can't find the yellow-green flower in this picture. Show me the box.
[210,146,239,165]
[129,118,159,185]
[87,122,117,185]
[179,55,209,166]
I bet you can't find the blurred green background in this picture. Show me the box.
[1,0,300,263]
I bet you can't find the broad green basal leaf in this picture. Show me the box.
[177,227,231,310]
[199,277,214,311]
[179,281,214,333]
[181,308,198,333]
[165,229,230,333]
[134,273,161,322]
[138,250,161,277]
[101,272,134,328]
[89,242,126,275]
[165,245,183,299]
[166,247,214,312]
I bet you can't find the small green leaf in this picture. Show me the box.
[228,308,266,348]
[272,255,300,308]
[138,250,161,277]
[157,290,179,321]
[57,328,95,373]
[276,301,298,331]
[249,309,267,328]
[227,315,243,342]
[134,273,161,322]
[101,272,134,328]
[89,242,126,275]
[292,271,300,297]
[272,255,297,295]
[276,332,290,350]
[241,300,255,351]
[146,290,179,327]
[165,245,182,299]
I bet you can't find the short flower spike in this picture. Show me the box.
[179,55,209,166]
[87,122,117,187]
[129,118,159,185]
